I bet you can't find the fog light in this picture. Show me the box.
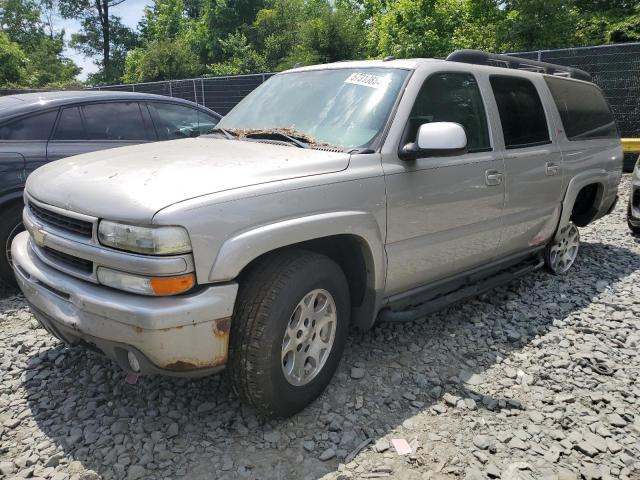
[127,351,141,372]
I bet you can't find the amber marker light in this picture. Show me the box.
[150,274,195,296]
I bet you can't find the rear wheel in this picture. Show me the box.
[227,249,350,417]
[544,222,580,274]
[0,203,24,286]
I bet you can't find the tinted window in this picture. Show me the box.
[0,111,58,141]
[82,102,149,140]
[150,103,218,139]
[545,77,618,140]
[408,72,491,152]
[53,107,86,140]
[490,76,550,149]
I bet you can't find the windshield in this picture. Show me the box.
[218,68,410,149]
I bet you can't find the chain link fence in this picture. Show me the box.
[94,73,274,116]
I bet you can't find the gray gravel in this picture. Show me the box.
[1,176,640,480]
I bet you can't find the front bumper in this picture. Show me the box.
[12,231,238,377]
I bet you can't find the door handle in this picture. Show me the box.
[485,169,503,186]
[545,162,560,176]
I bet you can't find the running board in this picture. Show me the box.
[378,256,544,323]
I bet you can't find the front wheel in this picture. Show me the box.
[544,222,580,274]
[0,204,25,286]
[227,249,350,417]
[627,204,640,235]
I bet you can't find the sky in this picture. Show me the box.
[58,0,152,81]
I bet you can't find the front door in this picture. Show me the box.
[383,71,505,296]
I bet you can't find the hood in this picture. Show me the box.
[26,137,350,222]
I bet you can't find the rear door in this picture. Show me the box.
[47,101,156,162]
[487,74,564,255]
[0,110,58,181]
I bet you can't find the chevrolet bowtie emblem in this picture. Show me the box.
[32,228,47,247]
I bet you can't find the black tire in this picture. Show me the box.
[627,204,640,235]
[0,203,24,286]
[227,249,350,418]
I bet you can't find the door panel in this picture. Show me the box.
[487,75,564,254]
[385,154,505,294]
[0,151,26,198]
[383,71,505,296]
[499,147,563,254]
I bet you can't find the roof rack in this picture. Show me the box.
[446,49,592,82]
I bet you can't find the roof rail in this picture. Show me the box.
[446,49,592,82]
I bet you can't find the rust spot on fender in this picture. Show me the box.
[213,317,231,337]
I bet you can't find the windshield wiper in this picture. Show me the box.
[206,127,236,140]
[241,129,310,149]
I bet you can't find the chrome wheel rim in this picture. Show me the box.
[281,288,337,387]
[5,222,22,267]
[549,223,580,273]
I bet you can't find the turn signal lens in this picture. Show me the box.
[97,267,195,296]
[150,274,195,296]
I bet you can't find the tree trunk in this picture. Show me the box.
[96,0,110,81]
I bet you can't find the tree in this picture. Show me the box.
[0,32,27,86]
[0,0,81,86]
[69,15,137,83]
[58,0,138,83]
[123,39,200,81]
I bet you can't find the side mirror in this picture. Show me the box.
[400,122,467,160]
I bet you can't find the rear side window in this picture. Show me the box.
[408,72,491,153]
[544,77,618,140]
[82,102,149,141]
[149,103,219,139]
[0,111,58,141]
[53,107,87,140]
[490,76,550,149]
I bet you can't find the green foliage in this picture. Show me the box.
[70,15,137,83]
[0,0,81,87]
[58,0,139,84]
[0,32,27,86]
[122,39,200,81]
[120,0,640,84]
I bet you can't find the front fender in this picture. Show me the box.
[208,210,386,292]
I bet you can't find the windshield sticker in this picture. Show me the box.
[344,73,391,89]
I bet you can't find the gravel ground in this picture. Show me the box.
[1,176,640,480]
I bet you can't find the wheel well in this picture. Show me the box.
[570,183,602,227]
[238,235,372,309]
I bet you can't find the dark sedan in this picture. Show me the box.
[0,90,220,284]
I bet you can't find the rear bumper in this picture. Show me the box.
[12,231,238,377]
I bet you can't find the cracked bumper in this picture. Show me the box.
[12,231,238,377]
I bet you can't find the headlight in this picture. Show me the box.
[97,267,195,296]
[98,221,191,255]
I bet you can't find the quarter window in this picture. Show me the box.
[408,72,491,153]
[0,111,58,141]
[544,77,618,140]
[53,107,86,140]
[490,76,550,149]
[149,103,219,139]
[82,102,149,141]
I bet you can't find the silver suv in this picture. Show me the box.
[12,51,622,417]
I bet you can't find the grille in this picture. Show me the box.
[29,202,93,238]
[42,247,93,274]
